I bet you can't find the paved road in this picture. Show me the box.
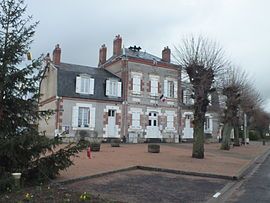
[66,169,228,203]
[226,154,270,202]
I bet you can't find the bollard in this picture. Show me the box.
[12,173,21,190]
[87,146,91,159]
[263,140,266,145]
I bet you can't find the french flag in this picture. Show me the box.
[160,94,166,102]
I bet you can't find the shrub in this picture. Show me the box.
[0,171,14,192]
[249,131,260,141]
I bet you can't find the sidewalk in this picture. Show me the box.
[58,142,270,181]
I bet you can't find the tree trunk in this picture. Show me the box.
[192,121,204,159]
[233,126,240,146]
[192,119,205,158]
[221,123,232,150]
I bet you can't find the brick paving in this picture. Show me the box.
[58,142,270,181]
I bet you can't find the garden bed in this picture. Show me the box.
[0,183,118,203]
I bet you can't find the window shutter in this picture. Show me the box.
[164,80,168,97]
[105,80,110,96]
[174,81,178,98]
[117,81,122,97]
[76,76,81,93]
[89,107,96,128]
[89,78,95,94]
[72,106,79,127]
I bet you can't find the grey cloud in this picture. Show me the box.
[25,0,270,112]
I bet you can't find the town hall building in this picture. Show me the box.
[39,35,219,143]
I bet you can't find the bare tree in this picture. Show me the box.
[175,35,227,158]
[240,84,264,140]
[219,66,248,150]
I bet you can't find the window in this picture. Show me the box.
[208,94,212,106]
[72,104,95,129]
[204,116,212,133]
[106,79,122,97]
[168,81,174,98]
[183,89,194,105]
[108,109,115,117]
[164,80,177,98]
[76,75,94,94]
[132,111,140,128]
[148,112,158,127]
[132,76,141,94]
[78,107,89,127]
[150,79,158,96]
[167,114,174,129]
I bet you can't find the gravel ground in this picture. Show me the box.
[59,142,270,181]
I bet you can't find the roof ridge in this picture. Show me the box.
[59,62,97,69]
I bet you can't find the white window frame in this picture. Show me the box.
[132,76,141,95]
[183,89,194,105]
[150,78,158,96]
[167,114,174,129]
[165,111,175,131]
[72,103,95,130]
[132,111,141,129]
[168,81,174,98]
[76,75,94,95]
[78,107,90,128]
[106,79,122,97]
[164,79,178,99]
[129,108,142,129]
[204,115,213,133]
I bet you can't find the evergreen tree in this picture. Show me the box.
[0,0,87,191]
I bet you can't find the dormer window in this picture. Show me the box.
[106,79,122,97]
[76,75,94,95]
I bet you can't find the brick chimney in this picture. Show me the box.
[99,44,107,66]
[162,46,171,63]
[113,35,122,56]
[53,44,61,65]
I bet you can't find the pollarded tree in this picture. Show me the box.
[0,0,87,190]
[241,85,264,140]
[175,35,228,158]
[220,67,248,150]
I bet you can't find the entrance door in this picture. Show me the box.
[183,114,193,139]
[146,112,160,138]
[108,109,116,137]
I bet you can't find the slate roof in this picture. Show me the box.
[106,48,164,64]
[123,48,162,61]
[55,62,122,102]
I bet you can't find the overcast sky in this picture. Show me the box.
[24,0,270,112]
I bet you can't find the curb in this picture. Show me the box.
[55,165,236,186]
[235,146,270,179]
[137,166,236,180]
[207,147,270,203]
